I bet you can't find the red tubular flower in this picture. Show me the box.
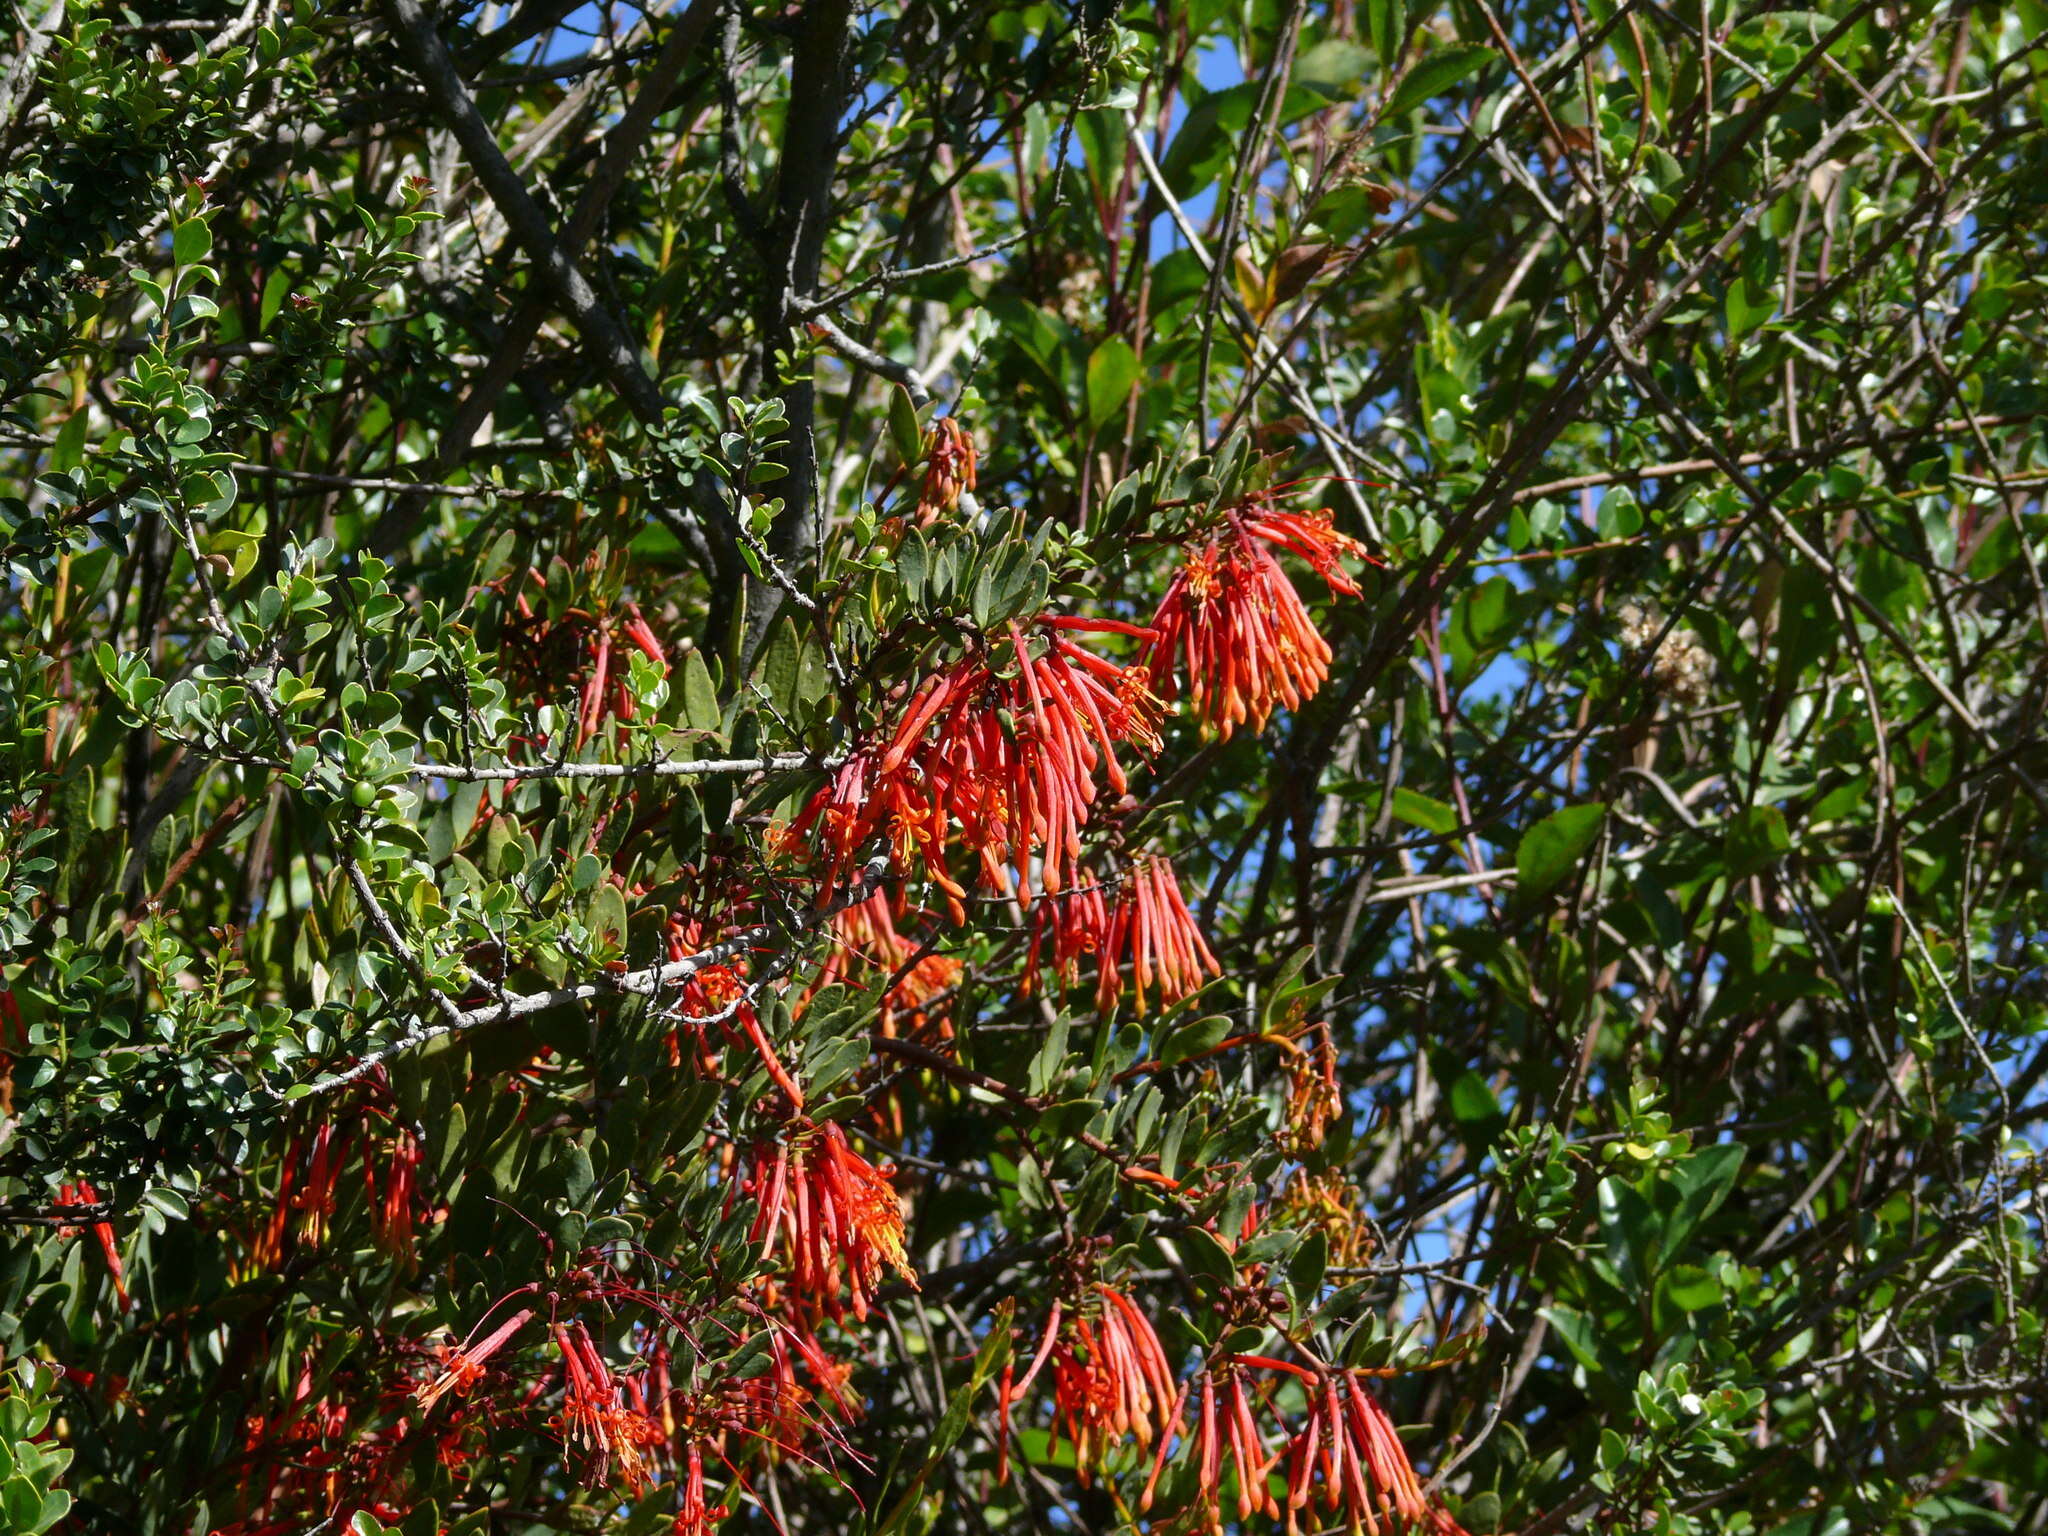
[364,1124,420,1258]
[1028,855,1220,1014]
[750,1122,915,1320]
[54,1181,127,1307]
[245,1125,349,1273]
[671,1442,730,1535]
[1140,1361,1287,1531]
[657,908,806,1110]
[299,1123,340,1246]
[1145,506,1374,740]
[416,1305,536,1412]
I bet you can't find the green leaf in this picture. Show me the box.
[1595,487,1642,539]
[1084,337,1140,435]
[1723,805,1790,879]
[172,217,212,268]
[1390,787,1458,835]
[1447,1070,1505,1141]
[1726,272,1775,337]
[1157,1014,1230,1065]
[752,621,804,711]
[1028,1011,1070,1097]
[888,384,923,467]
[1367,0,1405,68]
[558,1140,595,1209]
[1177,1225,1237,1288]
[1597,1175,1656,1288]
[1665,1143,1745,1258]
[1295,38,1372,97]
[587,880,629,952]
[679,650,720,735]
[1449,574,1518,667]
[1384,43,1493,120]
[1515,803,1606,896]
[896,529,929,605]
[1662,1262,1725,1312]
[206,528,262,585]
[1289,1227,1328,1303]
[1540,1302,1630,1383]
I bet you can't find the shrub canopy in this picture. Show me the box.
[1,1,2046,1534]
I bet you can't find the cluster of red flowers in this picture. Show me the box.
[1048,1286,1178,1470]
[1279,1030,1344,1155]
[367,1121,422,1257]
[1266,1359,1466,1536]
[1145,504,1376,740]
[246,1122,344,1271]
[1026,855,1221,1013]
[241,1105,426,1273]
[914,416,978,527]
[410,1274,868,1530]
[656,907,809,1109]
[350,468,1383,1532]
[54,1179,127,1307]
[218,1353,470,1536]
[747,1120,915,1322]
[492,562,668,748]
[1135,1355,1464,1536]
[554,1319,669,1493]
[788,488,1370,1033]
[790,618,1162,917]
[812,891,962,1041]
[993,1281,1465,1536]
[1276,1166,1377,1269]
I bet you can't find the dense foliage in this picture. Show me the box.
[2,0,2046,1533]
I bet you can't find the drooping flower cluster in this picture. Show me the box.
[811,890,962,1042]
[1273,1362,1467,1536]
[407,1253,872,1531]
[245,1123,344,1272]
[365,1121,422,1258]
[914,415,978,527]
[554,1320,669,1494]
[239,1100,426,1276]
[1145,504,1376,739]
[789,619,1163,916]
[492,562,668,748]
[1279,1029,1344,1155]
[748,1120,915,1321]
[365,460,1390,1532]
[220,1350,470,1536]
[658,908,807,1109]
[1128,1354,1466,1536]
[1025,854,1221,1014]
[1275,1166,1377,1269]
[1046,1285,1179,1472]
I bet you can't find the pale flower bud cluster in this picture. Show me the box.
[1617,601,1714,706]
